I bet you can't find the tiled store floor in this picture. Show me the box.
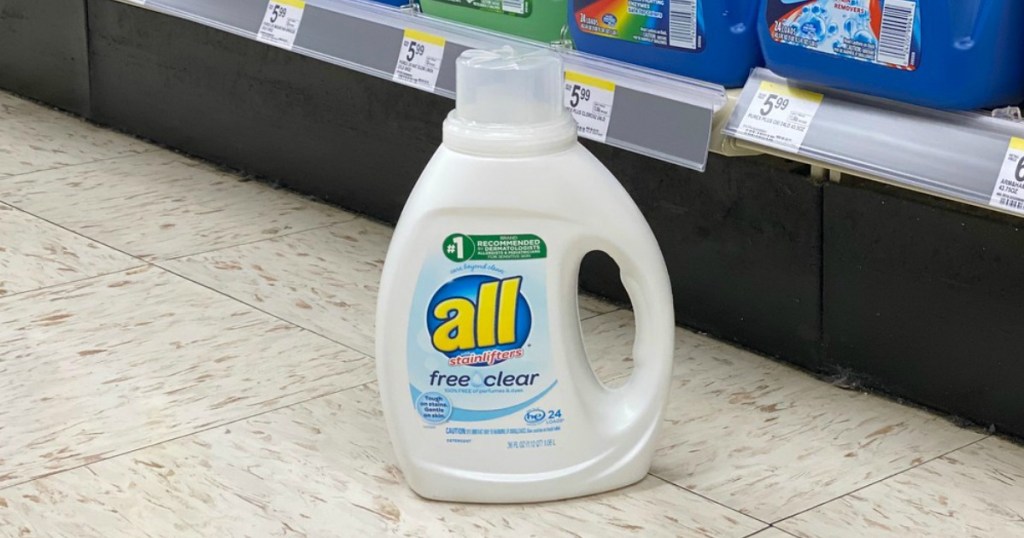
[1,90,1022,537]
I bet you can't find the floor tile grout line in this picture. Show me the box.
[7,198,354,268]
[0,210,376,371]
[1,139,346,226]
[768,433,993,528]
[579,307,620,322]
[0,264,150,303]
[648,473,773,528]
[0,379,377,494]
[0,147,163,181]
[766,525,801,537]
[740,525,801,538]
[159,219,355,262]
[1,199,161,265]
[4,194,357,304]
[152,263,375,358]
[3,180,351,266]
[0,217,334,307]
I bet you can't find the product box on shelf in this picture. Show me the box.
[419,0,568,43]
[569,0,762,87]
[759,0,1024,110]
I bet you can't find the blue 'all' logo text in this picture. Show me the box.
[427,275,531,367]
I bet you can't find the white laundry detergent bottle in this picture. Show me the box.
[375,47,675,503]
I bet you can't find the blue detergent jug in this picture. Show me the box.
[569,0,763,87]
[759,0,1024,109]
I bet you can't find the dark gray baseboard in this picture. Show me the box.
[0,0,90,115]
[824,178,1024,435]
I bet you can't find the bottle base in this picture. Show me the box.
[404,460,650,503]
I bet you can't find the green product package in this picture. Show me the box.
[419,0,567,43]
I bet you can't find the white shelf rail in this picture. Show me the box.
[725,69,1024,218]
[128,0,727,171]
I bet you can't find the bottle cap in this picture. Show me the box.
[444,47,577,156]
[455,47,566,125]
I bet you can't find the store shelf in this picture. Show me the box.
[725,68,1024,217]
[126,0,726,171]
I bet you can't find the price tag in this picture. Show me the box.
[735,81,823,153]
[564,71,615,143]
[257,0,306,50]
[989,137,1024,215]
[393,29,446,92]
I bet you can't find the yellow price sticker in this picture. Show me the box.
[758,81,824,104]
[403,29,445,48]
[565,71,615,92]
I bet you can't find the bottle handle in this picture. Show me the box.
[565,230,675,434]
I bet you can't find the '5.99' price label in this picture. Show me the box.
[564,71,615,143]
[989,137,1024,215]
[393,29,446,92]
[257,0,306,50]
[735,81,823,153]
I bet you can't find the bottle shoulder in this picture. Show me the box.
[405,144,642,223]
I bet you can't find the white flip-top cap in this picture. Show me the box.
[443,47,577,157]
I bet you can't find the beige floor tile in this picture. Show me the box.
[0,151,351,260]
[0,474,202,538]
[0,91,151,177]
[0,265,373,489]
[0,384,766,538]
[0,203,139,297]
[161,220,389,356]
[579,293,619,319]
[583,308,723,390]
[579,310,985,522]
[778,436,1024,538]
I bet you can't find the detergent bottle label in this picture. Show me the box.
[406,233,564,451]
[573,0,706,52]
[767,0,920,70]
[434,0,532,17]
